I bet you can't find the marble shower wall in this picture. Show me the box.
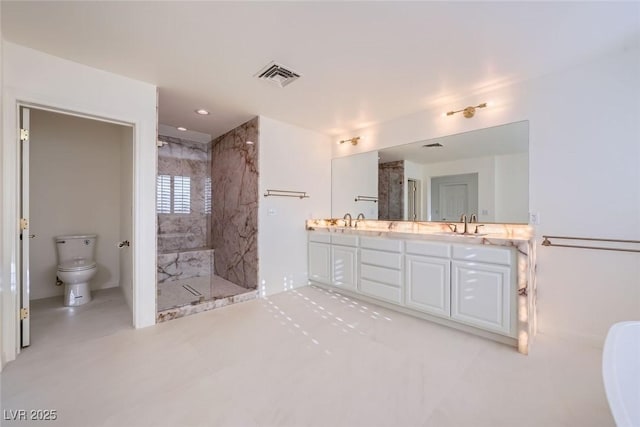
[157,135,211,252]
[378,160,404,220]
[211,117,259,290]
[157,248,214,284]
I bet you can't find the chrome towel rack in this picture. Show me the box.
[354,195,378,203]
[541,235,640,253]
[264,189,309,199]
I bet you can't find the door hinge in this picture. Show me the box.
[20,307,29,320]
[20,129,29,141]
[20,218,29,230]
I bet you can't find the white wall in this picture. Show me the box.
[259,116,332,296]
[333,46,640,346]
[119,126,134,313]
[2,42,157,368]
[29,109,126,299]
[495,152,528,223]
[331,151,378,218]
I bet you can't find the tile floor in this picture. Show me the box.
[1,285,613,427]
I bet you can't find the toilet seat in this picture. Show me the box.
[58,259,96,272]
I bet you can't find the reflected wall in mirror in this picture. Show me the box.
[331,120,529,224]
[331,150,379,219]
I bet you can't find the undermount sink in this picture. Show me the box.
[431,232,488,237]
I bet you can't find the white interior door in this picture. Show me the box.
[431,173,479,221]
[439,183,468,221]
[20,106,31,347]
[119,127,134,322]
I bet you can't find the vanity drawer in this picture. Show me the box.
[361,264,402,287]
[452,244,512,265]
[360,279,402,304]
[360,249,402,270]
[405,241,451,258]
[309,233,331,244]
[331,234,358,247]
[360,237,402,252]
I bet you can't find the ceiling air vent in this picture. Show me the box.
[255,61,301,88]
[423,142,444,148]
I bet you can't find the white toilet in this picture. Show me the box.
[55,234,98,306]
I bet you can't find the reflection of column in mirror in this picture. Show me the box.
[378,160,404,220]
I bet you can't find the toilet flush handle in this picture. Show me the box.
[117,240,130,248]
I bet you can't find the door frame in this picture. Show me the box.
[2,91,157,367]
[406,178,420,221]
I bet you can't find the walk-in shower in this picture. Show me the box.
[156,118,259,321]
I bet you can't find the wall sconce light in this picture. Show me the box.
[446,102,487,118]
[339,136,360,146]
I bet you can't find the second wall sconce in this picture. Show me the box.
[339,136,360,146]
[446,102,487,118]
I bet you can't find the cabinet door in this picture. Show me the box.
[405,255,451,317]
[308,242,331,285]
[331,246,357,290]
[451,261,514,336]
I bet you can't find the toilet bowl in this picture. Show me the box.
[57,259,97,306]
[55,234,97,307]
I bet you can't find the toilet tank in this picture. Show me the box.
[55,234,97,263]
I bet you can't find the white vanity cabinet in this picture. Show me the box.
[308,233,331,285]
[330,234,358,290]
[359,237,403,304]
[405,241,452,317]
[308,233,358,289]
[450,245,516,337]
[308,231,519,341]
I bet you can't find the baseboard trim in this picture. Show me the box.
[310,282,518,349]
[92,281,119,290]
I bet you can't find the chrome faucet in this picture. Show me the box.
[354,213,365,228]
[460,214,469,234]
[343,213,352,227]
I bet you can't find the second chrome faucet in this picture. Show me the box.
[343,213,352,227]
[448,213,482,235]
[343,213,365,228]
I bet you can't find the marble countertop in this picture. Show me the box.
[305,219,533,243]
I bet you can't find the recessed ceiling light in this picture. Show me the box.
[177,127,187,131]
[195,109,210,115]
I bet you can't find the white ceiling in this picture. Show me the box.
[378,120,528,164]
[2,1,639,139]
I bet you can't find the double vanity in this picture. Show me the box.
[321,120,535,353]
[306,219,536,354]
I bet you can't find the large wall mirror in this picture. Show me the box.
[331,120,529,224]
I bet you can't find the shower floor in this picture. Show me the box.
[157,275,249,311]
